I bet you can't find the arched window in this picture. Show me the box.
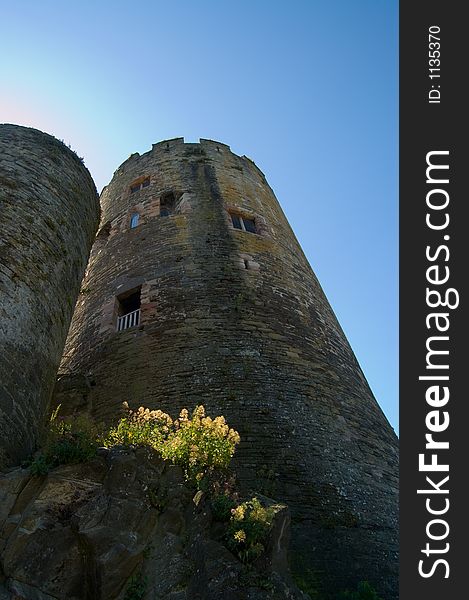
[130,213,139,229]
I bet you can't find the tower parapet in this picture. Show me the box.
[58,138,398,598]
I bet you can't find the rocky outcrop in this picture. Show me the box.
[0,448,306,600]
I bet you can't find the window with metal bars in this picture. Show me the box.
[116,288,141,332]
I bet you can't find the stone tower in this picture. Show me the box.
[0,124,100,467]
[58,138,398,599]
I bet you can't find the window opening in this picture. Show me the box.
[230,213,257,234]
[116,288,141,331]
[160,192,176,217]
[130,213,139,228]
[231,214,242,230]
[243,218,256,233]
[130,177,150,193]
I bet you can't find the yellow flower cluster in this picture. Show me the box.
[104,403,240,483]
[233,529,247,543]
[231,504,246,521]
[130,406,173,433]
[227,497,275,564]
[176,406,241,443]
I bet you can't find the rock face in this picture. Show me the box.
[0,449,305,600]
[0,124,100,468]
[56,138,398,598]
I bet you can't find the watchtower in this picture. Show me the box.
[59,138,398,598]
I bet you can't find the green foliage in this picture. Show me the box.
[104,404,240,484]
[29,403,240,487]
[124,572,148,600]
[211,493,237,522]
[104,404,172,449]
[338,581,383,600]
[227,497,275,564]
[46,409,98,463]
[163,406,241,483]
[28,406,99,474]
[29,455,50,476]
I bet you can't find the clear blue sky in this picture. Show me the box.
[1,1,398,433]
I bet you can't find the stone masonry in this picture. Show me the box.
[56,138,399,599]
[0,124,99,467]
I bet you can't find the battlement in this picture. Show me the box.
[115,137,266,183]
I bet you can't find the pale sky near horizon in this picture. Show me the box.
[1,0,398,432]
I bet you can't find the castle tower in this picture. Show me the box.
[58,138,398,598]
[0,124,100,467]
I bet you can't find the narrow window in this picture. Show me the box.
[230,213,257,234]
[231,214,242,230]
[130,177,150,193]
[160,192,176,217]
[130,213,139,229]
[116,287,141,331]
[243,218,256,233]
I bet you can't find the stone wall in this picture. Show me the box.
[0,124,100,467]
[58,138,398,599]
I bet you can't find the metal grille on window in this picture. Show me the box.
[116,288,141,332]
[117,309,140,331]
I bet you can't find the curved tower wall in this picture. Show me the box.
[0,124,100,467]
[59,138,398,598]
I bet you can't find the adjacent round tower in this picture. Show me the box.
[0,124,99,467]
[58,138,398,598]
